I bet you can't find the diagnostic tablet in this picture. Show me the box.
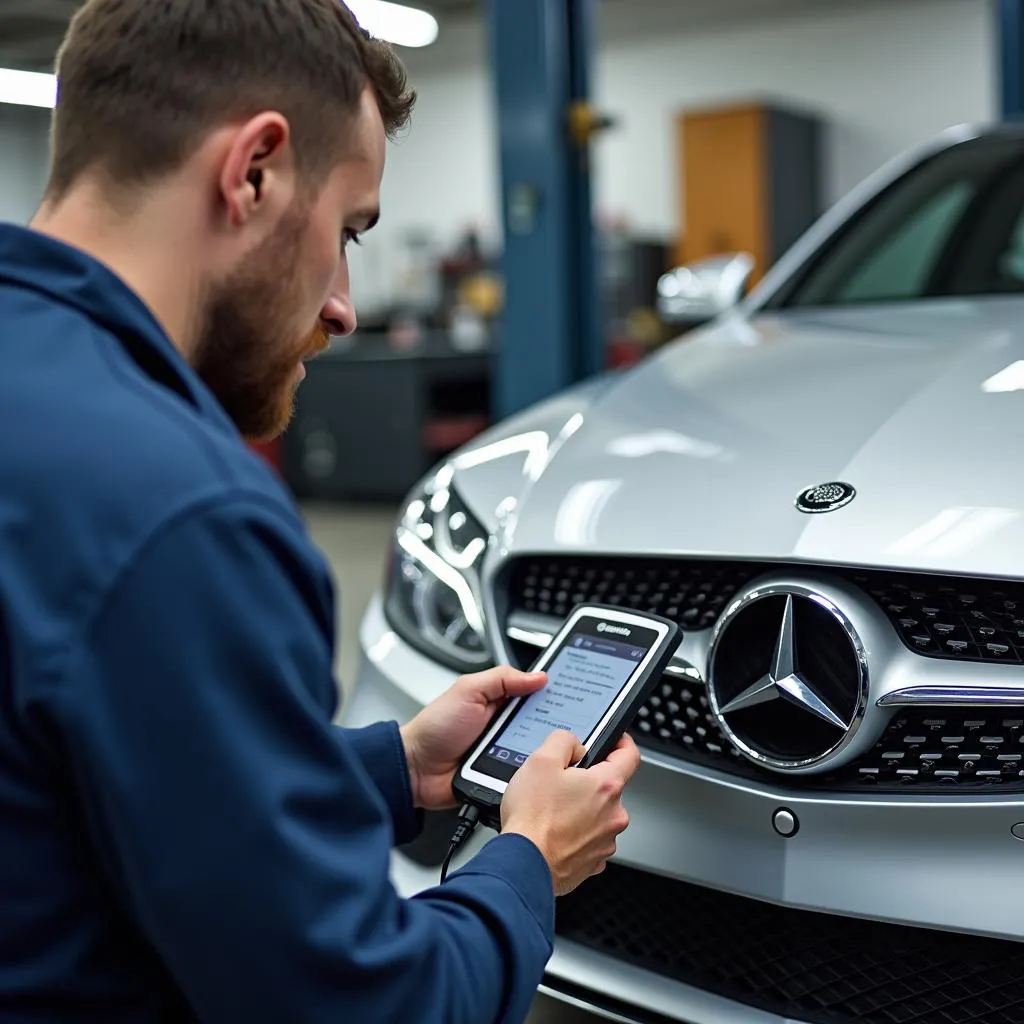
[453,604,682,828]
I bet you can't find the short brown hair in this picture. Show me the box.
[47,0,415,199]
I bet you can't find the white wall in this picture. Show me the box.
[351,0,997,305]
[351,43,501,315]
[593,0,997,237]
[0,104,51,225]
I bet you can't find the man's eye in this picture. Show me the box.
[342,229,363,250]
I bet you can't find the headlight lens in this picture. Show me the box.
[384,467,492,672]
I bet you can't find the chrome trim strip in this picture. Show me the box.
[536,982,642,1024]
[505,625,553,647]
[504,612,706,683]
[878,686,1024,708]
[666,663,704,681]
[545,939,786,1024]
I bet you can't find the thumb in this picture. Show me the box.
[459,666,547,704]
[536,728,586,768]
[499,670,548,699]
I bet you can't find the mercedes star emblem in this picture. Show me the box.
[708,584,868,772]
[718,595,848,729]
[795,482,856,514]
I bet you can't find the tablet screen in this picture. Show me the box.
[471,617,659,782]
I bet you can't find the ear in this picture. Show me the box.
[217,112,294,229]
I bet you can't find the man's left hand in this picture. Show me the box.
[400,666,547,810]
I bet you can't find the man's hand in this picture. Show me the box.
[502,730,641,896]
[399,666,547,810]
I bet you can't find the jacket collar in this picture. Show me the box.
[0,223,235,431]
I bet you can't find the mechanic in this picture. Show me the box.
[0,1,641,1022]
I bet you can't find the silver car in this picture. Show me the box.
[344,122,1024,1024]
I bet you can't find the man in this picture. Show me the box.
[0,1,641,1022]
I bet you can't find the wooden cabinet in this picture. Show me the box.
[676,102,824,285]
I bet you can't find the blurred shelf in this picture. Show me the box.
[281,329,493,503]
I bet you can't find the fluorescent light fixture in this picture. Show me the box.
[0,2,438,111]
[0,68,57,109]
[346,0,439,47]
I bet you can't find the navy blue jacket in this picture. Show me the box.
[0,224,554,1022]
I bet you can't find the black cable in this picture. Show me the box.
[439,803,480,883]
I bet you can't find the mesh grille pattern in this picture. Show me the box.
[503,557,1024,663]
[556,864,1024,1024]
[631,675,1024,791]
[503,560,1024,789]
[510,638,1024,792]
[851,573,1024,663]
[632,677,742,767]
[506,557,758,632]
[848,709,1024,788]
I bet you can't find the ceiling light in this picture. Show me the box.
[0,3,436,113]
[0,68,57,109]
[346,0,439,47]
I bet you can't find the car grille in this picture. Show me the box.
[504,557,1024,664]
[849,709,1024,788]
[506,557,759,632]
[849,572,1024,663]
[503,558,1024,790]
[635,674,1024,791]
[556,863,1024,1024]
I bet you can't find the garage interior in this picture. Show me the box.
[2,1,1023,1022]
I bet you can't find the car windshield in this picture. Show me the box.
[771,133,1024,309]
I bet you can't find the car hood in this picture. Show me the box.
[453,299,1024,578]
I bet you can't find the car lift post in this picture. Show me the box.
[1001,0,1024,118]
[485,0,604,419]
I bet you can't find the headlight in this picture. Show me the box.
[384,466,492,672]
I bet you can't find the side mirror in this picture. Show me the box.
[656,253,756,326]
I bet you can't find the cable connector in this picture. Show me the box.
[439,803,480,883]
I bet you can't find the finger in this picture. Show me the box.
[534,728,586,768]
[459,665,547,704]
[598,733,642,782]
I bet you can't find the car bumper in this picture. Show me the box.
[345,595,1024,1024]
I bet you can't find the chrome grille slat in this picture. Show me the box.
[850,571,1024,664]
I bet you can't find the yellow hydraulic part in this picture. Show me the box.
[567,100,617,146]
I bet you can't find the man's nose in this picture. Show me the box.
[321,292,357,337]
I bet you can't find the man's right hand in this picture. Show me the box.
[500,730,642,896]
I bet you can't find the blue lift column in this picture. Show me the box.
[486,0,604,419]
[1001,0,1024,118]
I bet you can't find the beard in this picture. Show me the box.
[192,207,330,442]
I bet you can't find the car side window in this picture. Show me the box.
[773,135,1024,308]
[832,184,972,302]
[999,214,1024,284]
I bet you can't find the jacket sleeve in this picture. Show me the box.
[51,493,554,1024]
[341,722,423,846]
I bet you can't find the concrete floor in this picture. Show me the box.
[303,502,603,1024]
